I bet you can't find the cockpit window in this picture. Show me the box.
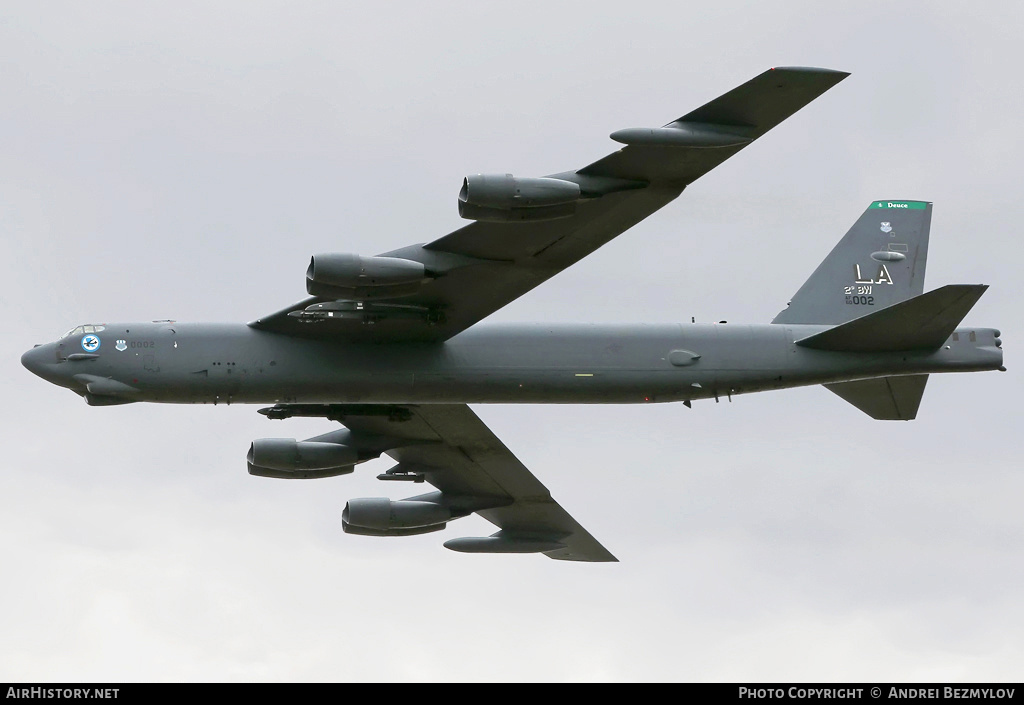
[61,324,105,338]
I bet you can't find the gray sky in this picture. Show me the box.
[2,1,1022,681]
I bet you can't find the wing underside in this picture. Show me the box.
[251,67,848,344]
[271,403,617,562]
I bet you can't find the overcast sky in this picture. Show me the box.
[2,1,1022,682]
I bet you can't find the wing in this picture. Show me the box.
[264,403,616,562]
[251,67,848,343]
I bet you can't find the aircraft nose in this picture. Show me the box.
[22,344,55,380]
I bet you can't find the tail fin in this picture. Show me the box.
[773,200,932,324]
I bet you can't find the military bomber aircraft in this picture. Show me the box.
[22,67,1004,562]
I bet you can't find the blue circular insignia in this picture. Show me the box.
[81,334,100,352]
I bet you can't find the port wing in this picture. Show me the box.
[252,68,848,344]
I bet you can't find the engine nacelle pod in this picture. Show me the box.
[247,439,358,479]
[458,174,581,222]
[306,254,427,300]
[342,497,452,531]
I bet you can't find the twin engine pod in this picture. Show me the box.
[458,173,581,222]
[247,438,359,479]
[342,498,453,537]
[247,434,569,553]
[341,496,566,554]
[305,254,429,300]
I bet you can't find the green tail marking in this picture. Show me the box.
[868,201,928,210]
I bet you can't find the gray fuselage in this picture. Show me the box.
[22,322,1004,407]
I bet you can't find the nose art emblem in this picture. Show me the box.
[116,339,127,351]
[81,335,101,352]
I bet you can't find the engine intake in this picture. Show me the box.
[458,174,581,222]
[306,254,427,300]
[247,438,358,479]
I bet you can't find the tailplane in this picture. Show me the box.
[823,375,929,420]
[773,200,932,325]
[795,284,988,352]
[803,284,987,419]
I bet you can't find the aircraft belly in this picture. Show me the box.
[409,369,695,403]
[119,322,996,406]
[207,324,709,404]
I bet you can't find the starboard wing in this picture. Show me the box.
[265,403,617,562]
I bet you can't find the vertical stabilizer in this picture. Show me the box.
[773,201,932,324]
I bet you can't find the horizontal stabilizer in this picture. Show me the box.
[796,284,988,352]
[824,375,929,420]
